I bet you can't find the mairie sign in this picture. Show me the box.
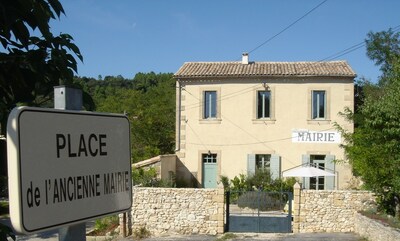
[292,129,341,143]
[7,107,132,234]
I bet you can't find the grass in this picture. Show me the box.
[88,215,119,236]
[215,233,238,241]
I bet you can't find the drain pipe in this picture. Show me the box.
[175,79,182,152]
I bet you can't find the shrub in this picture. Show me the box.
[132,166,176,187]
[133,226,151,240]
[224,170,297,193]
[236,191,288,211]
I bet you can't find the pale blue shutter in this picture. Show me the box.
[302,154,310,189]
[270,154,281,180]
[324,155,335,190]
[247,154,256,177]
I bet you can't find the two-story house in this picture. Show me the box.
[174,54,355,190]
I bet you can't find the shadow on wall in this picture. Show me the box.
[133,154,200,188]
[176,158,200,188]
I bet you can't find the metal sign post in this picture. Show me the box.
[54,86,85,241]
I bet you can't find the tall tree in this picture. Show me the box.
[83,72,176,163]
[366,28,400,85]
[337,29,400,217]
[0,0,83,135]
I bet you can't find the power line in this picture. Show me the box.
[182,89,336,167]
[186,127,336,146]
[246,0,329,56]
[319,24,400,62]
[183,83,262,110]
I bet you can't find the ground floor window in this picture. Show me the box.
[248,154,280,180]
[302,154,335,190]
[255,154,271,171]
[310,155,326,190]
[202,153,217,163]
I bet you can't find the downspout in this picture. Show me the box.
[175,79,182,152]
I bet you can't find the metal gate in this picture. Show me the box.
[225,191,292,233]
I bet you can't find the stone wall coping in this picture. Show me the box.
[301,190,373,194]
[133,187,221,191]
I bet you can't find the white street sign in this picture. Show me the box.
[7,107,132,234]
[292,129,341,143]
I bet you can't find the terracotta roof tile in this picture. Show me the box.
[174,60,356,79]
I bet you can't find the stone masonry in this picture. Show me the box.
[354,212,400,241]
[293,183,375,233]
[126,187,224,236]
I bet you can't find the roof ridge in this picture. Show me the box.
[182,60,348,64]
[174,60,357,78]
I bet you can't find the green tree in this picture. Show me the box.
[79,72,176,163]
[0,0,83,135]
[337,29,400,217]
[366,28,400,85]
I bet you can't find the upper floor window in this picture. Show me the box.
[204,91,217,119]
[312,90,326,119]
[257,91,271,119]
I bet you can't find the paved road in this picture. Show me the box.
[2,231,364,241]
[0,217,95,241]
[2,217,363,241]
[116,232,363,241]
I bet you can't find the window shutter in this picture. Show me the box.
[247,154,256,177]
[324,155,336,190]
[270,154,281,180]
[302,154,310,189]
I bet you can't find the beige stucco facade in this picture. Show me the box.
[174,60,355,189]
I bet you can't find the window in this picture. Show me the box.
[204,91,217,119]
[202,153,217,163]
[312,90,326,119]
[257,91,271,118]
[302,154,335,190]
[253,87,275,124]
[248,154,280,179]
[309,155,326,190]
[256,154,271,171]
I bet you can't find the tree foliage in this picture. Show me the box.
[0,0,83,135]
[366,28,400,85]
[337,29,400,217]
[75,72,176,163]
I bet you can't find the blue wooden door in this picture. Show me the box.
[203,163,217,188]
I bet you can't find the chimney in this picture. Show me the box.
[242,52,249,65]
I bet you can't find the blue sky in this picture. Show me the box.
[52,0,400,82]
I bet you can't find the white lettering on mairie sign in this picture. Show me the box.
[292,130,341,143]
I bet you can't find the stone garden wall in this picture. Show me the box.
[122,187,224,236]
[293,183,375,233]
[354,212,400,241]
[120,185,380,237]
